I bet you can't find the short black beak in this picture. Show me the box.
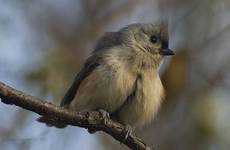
[160,49,175,56]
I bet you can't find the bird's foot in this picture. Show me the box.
[88,109,110,134]
[121,124,133,144]
[98,109,110,124]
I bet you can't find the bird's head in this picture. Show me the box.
[120,23,175,58]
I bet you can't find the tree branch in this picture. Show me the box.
[0,81,153,150]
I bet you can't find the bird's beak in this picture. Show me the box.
[160,49,175,56]
[159,25,174,56]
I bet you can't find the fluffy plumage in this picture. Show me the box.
[38,23,174,129]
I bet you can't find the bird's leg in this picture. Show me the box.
[98,109,110,124]
[88,109,110,134]
[121,124,133,144]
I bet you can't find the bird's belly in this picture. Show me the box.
[69,65,136,113]
[114,75,164,128]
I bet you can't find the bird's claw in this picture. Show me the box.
[88,109,110,134]
[98,109,110,124]
[121,124,133,144]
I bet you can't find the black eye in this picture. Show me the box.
[150,35,158,43]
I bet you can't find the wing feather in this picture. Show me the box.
[60,56,100,106]
[60,31,121,107]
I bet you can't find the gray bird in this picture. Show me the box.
[38,23,174,136]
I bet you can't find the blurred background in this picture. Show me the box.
[0,0,230,150]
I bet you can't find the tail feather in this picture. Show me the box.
[37,116,67,128]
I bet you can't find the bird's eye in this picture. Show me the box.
[150,35,158,43]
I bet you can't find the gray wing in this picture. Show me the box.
[60,32,121,107]
[60,56,100,106]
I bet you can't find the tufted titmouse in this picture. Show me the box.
[38,23,174,134]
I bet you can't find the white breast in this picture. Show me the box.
[114,70,165,128]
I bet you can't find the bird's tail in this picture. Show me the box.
[37,116,67,128]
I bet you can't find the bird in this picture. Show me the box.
[38,22,174,138]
